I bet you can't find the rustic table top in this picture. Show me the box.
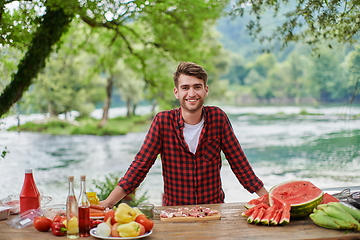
[1,202,359,240]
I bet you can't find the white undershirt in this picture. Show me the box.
[183,118,204,154]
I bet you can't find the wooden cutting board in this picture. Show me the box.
[160,212,221,222]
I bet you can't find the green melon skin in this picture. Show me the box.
[289,194,323,219]
[269,180,324,219]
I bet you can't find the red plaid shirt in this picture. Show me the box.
[118,106,264,206]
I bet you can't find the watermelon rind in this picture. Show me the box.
[269,180,324,219]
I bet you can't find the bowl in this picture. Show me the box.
[0,205,12,220]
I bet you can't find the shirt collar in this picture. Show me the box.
[177,107,207,129]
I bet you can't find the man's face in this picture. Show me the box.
[173,74,208,113]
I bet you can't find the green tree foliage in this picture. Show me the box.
[0,0,229,118]
[342,45,360,102]
[0,1,73,117]
[231,0,360,52]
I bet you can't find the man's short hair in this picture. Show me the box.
[173,62,208,87]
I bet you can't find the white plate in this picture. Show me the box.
[90,216,104,219]
[90,228,152,239]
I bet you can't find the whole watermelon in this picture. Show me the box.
[269,180,323,219]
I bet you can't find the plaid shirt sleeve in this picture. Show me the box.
[218,108,264,193]
[118,113,162,195]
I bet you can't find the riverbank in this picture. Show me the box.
[6,114,153,136]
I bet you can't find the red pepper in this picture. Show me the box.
[90,219,103,229]
[51,221,67,236]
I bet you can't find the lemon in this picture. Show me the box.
[67,217,79,234]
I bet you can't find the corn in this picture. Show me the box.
[329,202,360,222]
[309,213,341,229]
[317,204,359,227]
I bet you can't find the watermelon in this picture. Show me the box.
[242,202,269,217]
[244,194,269,209]
[320,193,340,204]
[253,207,266,224]
[247,206,261,223]
[260,205,277,225]
[269,180,324,219]
[269,209,281,225]
[269,195,290,225]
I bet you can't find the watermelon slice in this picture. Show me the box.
[269,180,324,219]
[270,209,281,225]
[247,206,261,223]
[269,195,290,225]
[242,202,269,217]
[260,205,277,225]
[253,207,266,224]
[279,206,290,225]
[244,194,269,209]
[320,193,340,204]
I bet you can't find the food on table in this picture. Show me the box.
[90,219,103,229]
[51,221,67,236]
[244,194,269,209]
[86,192,100,205]
[135,214,154,232]
[111,223,120,237]
[33,216,52,232]
[90,204,105,218]
[269,180,324,219]
[243,201,289,226]
[104,209,116,225]
[159,205,221,222]
[310,202,360,231]
[53,215,66,224]
[96,222,111,237]
[117,221,142,237]
[114,203,137,223]
[242,180,337,226]
[321,193,340,204]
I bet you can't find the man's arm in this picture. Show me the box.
[255,186,268,197]
[100,185,127,208]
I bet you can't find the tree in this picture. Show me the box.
[342,45,360,102]
[308,49,344,102]
[231,0,360,52]
[0,0,228,118]
[0,1,73,117]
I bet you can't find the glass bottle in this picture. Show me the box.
[78,175,90,237]
[66,176,79,239]
[19,169,40,214]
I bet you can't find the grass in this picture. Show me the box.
[7,114,152,136]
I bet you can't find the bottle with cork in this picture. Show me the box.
[19,169,40,214]
[78,175,90,237]
[66,176,79,239]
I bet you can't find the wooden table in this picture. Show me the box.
[1,202,359,240]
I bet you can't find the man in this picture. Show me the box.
[101,62,267,207]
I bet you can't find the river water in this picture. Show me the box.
[1,105,359,206]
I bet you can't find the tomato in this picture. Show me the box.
[135,215,154,232]
[90,219,103,229]
[138,223,145,236]
[53,215,67,223]
[33,216,52,232]
[104,210,117,225]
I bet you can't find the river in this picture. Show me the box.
[1,105,359,206]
